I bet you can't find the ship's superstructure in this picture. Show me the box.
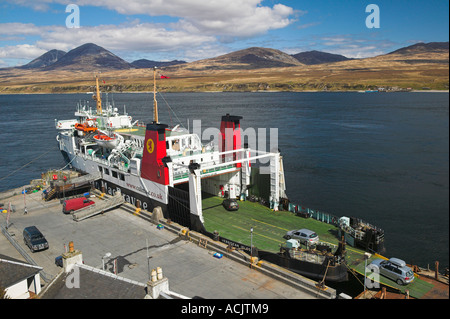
[55,71,287,231]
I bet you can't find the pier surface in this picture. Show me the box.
[0,186,325,299]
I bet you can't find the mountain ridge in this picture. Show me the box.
[20,49,67,69]
[44,43,133,71]
[5,41,449,72]
[291,50,353,65]
[0,41,447,93]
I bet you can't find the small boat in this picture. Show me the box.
[338,216,385,254]
[258,240,348,282]
[75,119,98,133]
[93,132,119,148]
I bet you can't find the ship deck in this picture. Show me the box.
[201,195,446,298]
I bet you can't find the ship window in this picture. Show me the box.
[104,168,109,175]
[119,173,125,181]
[98,166,103,172]
[112,170,118,178]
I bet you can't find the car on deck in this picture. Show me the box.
[222,198,239,211]
[368,257,415,285]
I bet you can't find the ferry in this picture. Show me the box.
[56,71,287,231]
[55,70,384,283]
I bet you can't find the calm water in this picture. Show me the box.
[0,92,448,269]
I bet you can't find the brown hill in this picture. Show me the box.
[291,50,353,65]
[0,42,447,93]
[20,49,66,69]
[44,43,133,71]
[178,47,303,71]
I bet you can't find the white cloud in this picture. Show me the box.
[10,0,296,38]
[0,44,47,59]
[0,22,220,63]
[1,1,297,65]
[0,23,49,36]
[319,35,396,58]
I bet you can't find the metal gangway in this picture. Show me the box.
[44,172,102,201]
[72,190,125,222]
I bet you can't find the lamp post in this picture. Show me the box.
[250,227,253,259]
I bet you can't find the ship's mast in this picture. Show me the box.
[153,66,159,123]
[94,75,103,115]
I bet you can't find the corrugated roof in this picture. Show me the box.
[41,264,147,299]
[0,255,42,288]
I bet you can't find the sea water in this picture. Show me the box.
[0,91,448,269]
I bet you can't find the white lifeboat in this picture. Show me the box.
[93,132,119,148]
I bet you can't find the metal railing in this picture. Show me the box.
[1,223,53,283]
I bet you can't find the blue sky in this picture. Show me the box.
[0,0,448,67]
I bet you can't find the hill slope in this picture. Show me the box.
[45,43,133,71]
[388,42,449,55]
[291,50,352,65]
[131,59,186,68]
[20,49,66,69]
[183,47,303,70]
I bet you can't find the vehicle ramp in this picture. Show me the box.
[72,190,124,222]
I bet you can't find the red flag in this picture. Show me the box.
[160,75,170,79]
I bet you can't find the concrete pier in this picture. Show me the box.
[0,185,334,299]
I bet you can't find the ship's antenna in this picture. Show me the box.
[153,66,159,123]
[94,74,103,115]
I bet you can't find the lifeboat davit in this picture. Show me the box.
[75,119,98,133]
[93,133,119,148]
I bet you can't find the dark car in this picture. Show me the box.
[222,198,239,211]
[23,226,49,252]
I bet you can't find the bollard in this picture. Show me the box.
[156,267,163,280]
[69,241,74,253]
[151,269,157,282]
[435,261,439,280]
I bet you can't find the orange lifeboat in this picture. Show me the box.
[75,119,97,133]
[93,133,119,148]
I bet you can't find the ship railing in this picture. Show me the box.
[288,248,328,264]
[296,207,340,227]
[173,164,236,181]
[79,152,129,173]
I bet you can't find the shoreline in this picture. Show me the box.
[0,89,448,95]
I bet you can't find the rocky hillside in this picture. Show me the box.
[20,49,66,69]
[291,50,352,65]
[44,43,133,71]
[182,47,304,70]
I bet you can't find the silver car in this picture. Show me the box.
[369,258,415,285]
[285,229,319,245]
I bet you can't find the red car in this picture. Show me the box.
[63,197,94,214]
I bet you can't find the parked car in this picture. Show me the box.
[63,196,94,214]
[285,229,319,245]
[222,198,239,211]
[368,258,415,285]
[23,226,49,253]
